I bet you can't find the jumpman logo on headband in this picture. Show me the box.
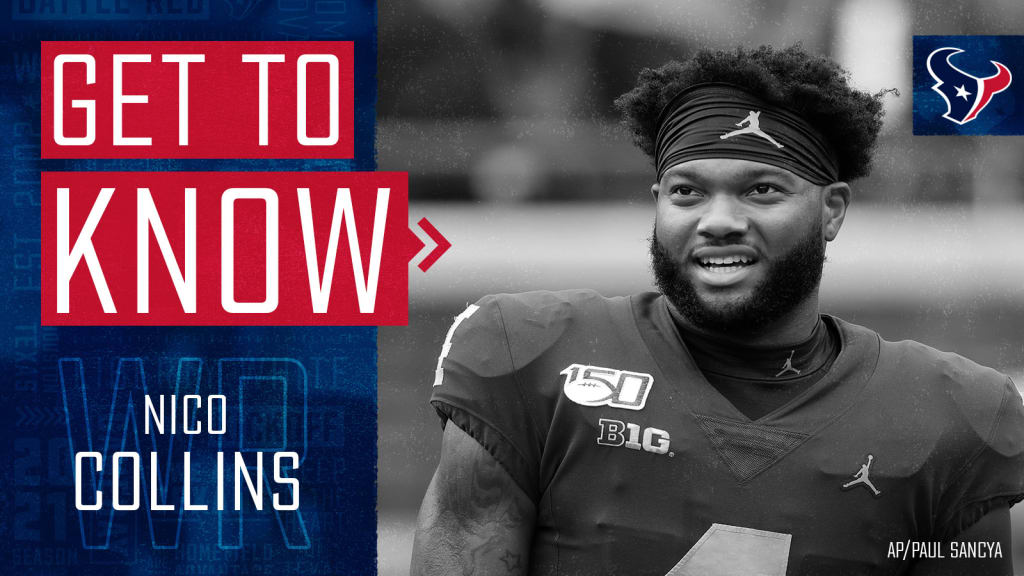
[774,350,801,377]
[720,111,784,149]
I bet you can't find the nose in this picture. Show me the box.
[696,194,749,239]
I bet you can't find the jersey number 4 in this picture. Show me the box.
[666,523,791,576]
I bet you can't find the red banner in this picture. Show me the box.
[41,172,411,325]
[41,41,354,158]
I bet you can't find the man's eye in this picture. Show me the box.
[750,184,780,195]
[671,186,699,196]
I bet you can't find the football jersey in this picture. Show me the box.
[430,290,1024,576]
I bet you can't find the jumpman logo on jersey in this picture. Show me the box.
[719,111,784,148]
[774,350,801,377]
[841,454,881,497]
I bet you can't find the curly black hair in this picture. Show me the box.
[614,44,888,182]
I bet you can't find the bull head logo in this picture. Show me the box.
[926,47,1012,125]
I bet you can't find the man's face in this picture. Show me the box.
[651,158,840,334]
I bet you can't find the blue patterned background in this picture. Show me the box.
[0,1,379,574]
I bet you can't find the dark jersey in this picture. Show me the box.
[430,290,1024,576]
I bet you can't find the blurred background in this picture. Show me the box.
[376,1,1024,573]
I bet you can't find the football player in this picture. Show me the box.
[411,45,1024,575]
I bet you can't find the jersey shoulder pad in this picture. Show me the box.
[491,289,621,368]
[435,289,621,383]
[881,337,1009,437]
[429,290,623,501]
[878,336,1024,537]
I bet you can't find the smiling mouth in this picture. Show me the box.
[696,255,757,274]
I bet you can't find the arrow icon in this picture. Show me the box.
[411,217,451,272]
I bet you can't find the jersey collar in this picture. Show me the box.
[630,293,881,434]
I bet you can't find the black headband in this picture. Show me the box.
[654,83,840,185]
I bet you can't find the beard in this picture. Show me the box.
[649,222,826,335]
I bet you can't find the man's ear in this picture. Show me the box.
[650,182,660,202]
[822,182,851,242]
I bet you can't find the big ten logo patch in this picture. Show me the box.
[560,364,653,410]
[597,419,672,457]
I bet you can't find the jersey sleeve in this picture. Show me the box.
[934,377,1024,541]
[429,295,543,503]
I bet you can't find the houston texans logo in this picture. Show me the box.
[926,47,1012,125]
